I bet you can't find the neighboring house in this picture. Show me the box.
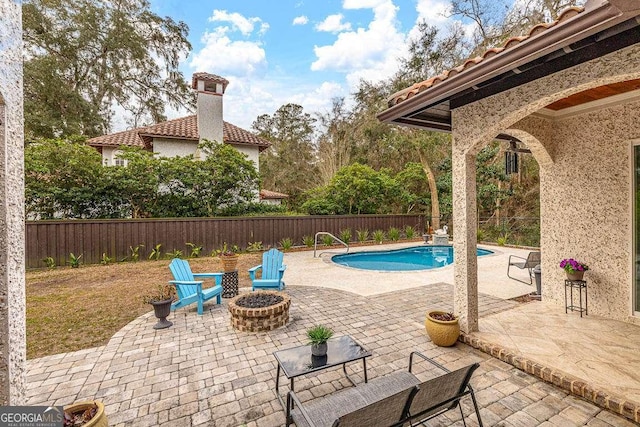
[88,72,270,171]
[259,189,289,206]
[379,0,640,331]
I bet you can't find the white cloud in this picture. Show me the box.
[190,28,267,77]
[292,15,309,25]
[190,11,268,78]
[208,10,263,36]
[217,79,347,131]
[315,14,352,33]
[311,0,406,87]
[415,0,451,26]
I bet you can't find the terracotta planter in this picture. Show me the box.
[220,254,239,272]
[425,310,460,347]
[63,401,108,427]
[150,298,173,329]
[566,271,585,281]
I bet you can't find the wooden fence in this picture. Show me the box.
[26,215,425,268]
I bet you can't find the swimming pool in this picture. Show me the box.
[332,245,493,271]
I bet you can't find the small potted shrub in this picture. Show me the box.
[560,258,589,281]
[306,325,333,356]
[425,311,460,347]
[63,400,107,427]
[143,284,176,329]
[219,243,239,272]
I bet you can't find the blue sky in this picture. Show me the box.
[149,0,466,131]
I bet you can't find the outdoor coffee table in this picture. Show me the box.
[273,335,371,411]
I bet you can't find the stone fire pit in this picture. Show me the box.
[228,291,291,332]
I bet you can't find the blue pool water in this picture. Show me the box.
[332,245,493,271]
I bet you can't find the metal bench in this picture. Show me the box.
[286,352,483,427]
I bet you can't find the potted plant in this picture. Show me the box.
[219,243,239,272]
[560,258,589,281]
[306,325,333,356]
[63,400,107,426]
[425,310,460,347]
[143,284,176,329]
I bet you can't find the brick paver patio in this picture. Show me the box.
[26,284,636,426]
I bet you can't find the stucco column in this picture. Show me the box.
[452,145,479,333]
[0,1,26,404]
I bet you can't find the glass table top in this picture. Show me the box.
[273,335,371,378]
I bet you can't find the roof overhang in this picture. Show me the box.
[377,0,640,134]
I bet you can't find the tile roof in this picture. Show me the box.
[387,6,584,107]
[259,189,289,199]
[88,115,271,150]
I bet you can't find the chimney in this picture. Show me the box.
[191,72,229,145]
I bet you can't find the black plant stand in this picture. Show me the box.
[565,279,587,317]
[222,271,239,298]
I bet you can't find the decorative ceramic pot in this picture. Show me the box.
[220,254,239,272]
[150,298,173,329]
[566,271,585,281]
[425,310,460,347]
[311,342,328,357]
[63,401,108,427]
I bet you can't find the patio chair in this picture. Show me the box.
[406,352,483,427]
[248,248,286,291]
[507,251,541,285]
[169,258,223,315]
[286,351,482,427]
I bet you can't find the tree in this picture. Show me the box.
[22,0,194,139]
[390,21,466,228]
[253,104,318,206]
[316,98,355,185]
[25,138,106,218]
[25,139,260,219]
[449,0,585,56]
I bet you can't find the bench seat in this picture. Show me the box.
[290,371,420,427]
[285,352,483,427]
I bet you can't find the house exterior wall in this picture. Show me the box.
[516,100,640,323]
[153,138,199,159]
[231,144,260,171]
[261,198,282,206]
[0,0,26,404]
[450,43,640,328]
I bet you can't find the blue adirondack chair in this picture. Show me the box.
[169,258,223,315]
[248,248,286,291]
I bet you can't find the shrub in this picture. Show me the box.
[404,225,415,239]
[388,227,400,241]
[42,256,56,269]
[321,234,334,246]
[302,235,315,248]
[186,242,203,258]
[496,235,508,246]
[280,237,293,251]
[129,244,144,262]
[339,229,352,244]
[356,229,369,243]
[246,241,264,252]
[166,249,183,258]
[372,229,385,244]
[67,253,82,268]
[100,253,114,265]
[149,244,162,260]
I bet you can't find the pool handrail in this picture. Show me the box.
[314,232,349,258]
